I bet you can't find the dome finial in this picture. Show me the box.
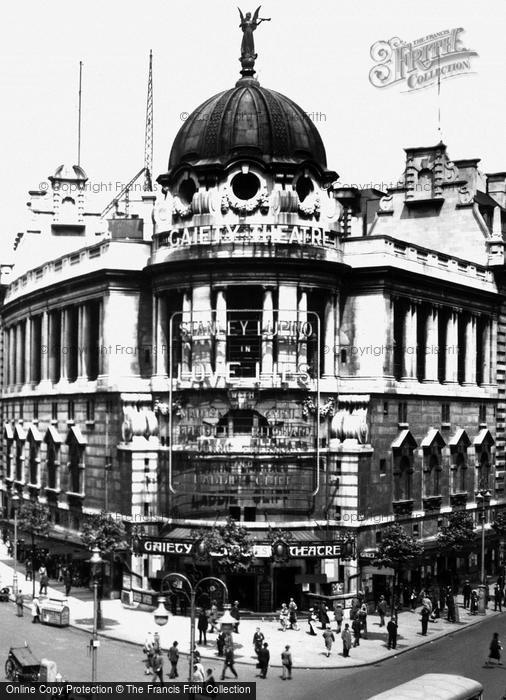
[237,6,270,79]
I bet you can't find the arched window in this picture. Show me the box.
[455,451,467,493]
[398,455,412,500]
[478,450,491,490]
[417,168,433,197]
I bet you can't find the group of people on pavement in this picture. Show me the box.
[252,626,293,679]
[278,598,299,631]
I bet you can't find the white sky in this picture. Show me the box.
[1,0,504,262]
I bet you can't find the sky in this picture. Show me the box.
[1,0,504,263]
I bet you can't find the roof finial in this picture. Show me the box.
[237,6,270,79]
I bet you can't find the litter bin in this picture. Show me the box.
[39,598,70,627]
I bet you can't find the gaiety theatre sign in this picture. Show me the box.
[138,539,342,558]
[161,223,339,249]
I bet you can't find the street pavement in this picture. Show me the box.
[0,544,503,675]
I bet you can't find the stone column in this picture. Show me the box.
[463,313,477,385]
[9,326,16,386]
[24,318,32,387]
[481,317,492,385]
[444,309,459,383]
[15,324,23,386]
[192,284,212,370]
[334,291,340,377]
[423,305,438,382]
[297,288,308,370]
[40,311,50,385]
[78,304,91,380]
[261,287,274,377]
[60,308,69,382]
[181,290,192,376]
[3,329,9,386]
[401,302,417,380]
[152,294,166,376]
[215,288,227,374]
[323,293,336,377]
[48,311,59,383]
[278,283,298,377]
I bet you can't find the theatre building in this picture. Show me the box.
[2,31,506,609]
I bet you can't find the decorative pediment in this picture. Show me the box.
[473,429,495,447]
[13,423,27,441]
[66,425,87,447]
[420,428,446,449]
[391,429,417,450]
[3,423,13,440]
[26,424,42,443]
[44,426,62,445]
[448,429,471,449]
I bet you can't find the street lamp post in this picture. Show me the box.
[88,546,103,682]
[156,574,228,682]
[476,487,491,615]
[11,494,20,595]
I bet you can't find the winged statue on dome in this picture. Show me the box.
[238,6,271,62]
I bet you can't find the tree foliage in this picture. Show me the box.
[17,501,51,540]
[375,523,423,569]
[80,511,127,553]
[195,517,253,575]
[492,511,506,537]
[437,511,476,553]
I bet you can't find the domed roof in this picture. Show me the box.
[162,77,335,183]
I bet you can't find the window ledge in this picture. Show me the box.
[51,419,58,426]
[66,420,75,426]
[441,422,451,430]
[398,422,409,429]
[45,487,61,495]
[66,491,85,499]
[85,420,95,428]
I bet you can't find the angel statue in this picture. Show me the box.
[238,6,271,61]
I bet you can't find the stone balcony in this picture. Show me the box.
[450,492,468,508]
[392,499,414,517]
[423,495,443,511]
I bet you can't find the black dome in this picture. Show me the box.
[163,78,334,182]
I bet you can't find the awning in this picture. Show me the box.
[165,527,326,544]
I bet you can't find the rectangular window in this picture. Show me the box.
[398,402,408,424]
[412,523,420,537]
[441,403,450,423]
[383,401,389,415]
[68,400,74,421]
[479,404,486,423]
[19,403,24,420]
[86,399,95,422]
[375,530,382,544]
[33,401,38,420]
[51,402,58,421]
[379,458,387,475]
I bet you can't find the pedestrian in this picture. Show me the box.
[350,596,360,621]
[494,585,503,612]
[153,632,161,655]
[485,632,503,666]
[151,650,164,684]
[279,603,289,631]
[206,668,216,687]
[352,616,361,647]
[253,627,265,658]
[387,617,398,649]
[257,642,270,678]
[216,631,226,656]
[143,632,154,675]
[319,603,330,630]
[230,601,240,633]
[410,589,417,611]
[25,558,33,582]
[446,590,456,623]
[420,604,430,636]
[15,590,24,617]
[39,571,49,596]
[209,601,219,633]
[341,623,352,657]
[221,644,238,680]
[197,608,208,645]
[63,569,72,597]
[192,664,204,682]
[359,603,368,639]
[281,645,292,680]
[288,598,299,630]
[194,657,205,679]
[470,590,478,615]
[334,603,343,633]
[322,628,335,657]
[377,595,387,627]
[167,641,179,678]
[307,608,318,636]
[31,597,40,624]
[462,580,472,609]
